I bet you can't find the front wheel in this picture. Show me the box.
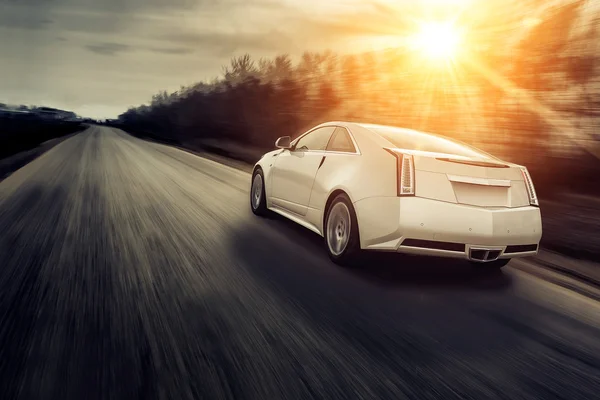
[250,169,268,216]
[325,194,361,266]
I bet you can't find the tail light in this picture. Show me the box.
[385,149,415,196]
[520,166,539,207]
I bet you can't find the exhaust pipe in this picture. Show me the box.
[469,247,502,262]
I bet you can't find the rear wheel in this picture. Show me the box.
[325,194,360,266]
[250,169,268,216]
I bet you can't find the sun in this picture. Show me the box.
[409,21,462,61]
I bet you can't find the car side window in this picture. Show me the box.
[294,126,336,151]
[326,127,356,153]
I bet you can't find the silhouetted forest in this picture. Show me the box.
[117,0,600,197]
[0,114,82,160]
[0,113,83,180]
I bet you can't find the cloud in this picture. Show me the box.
[84,42,195,56]
[2,0,396,48]
[85,42,131,56]
[2,0,275,16]
[148,47,195,55]
[1,0,200,12]
[154,2,416,59]
[286,2,419,40]
[0,11,53,30]
[161,30,294,56]
[0,0,201,36]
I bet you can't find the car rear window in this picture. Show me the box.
[363,124,493,159]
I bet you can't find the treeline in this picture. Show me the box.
[119,53,340,150]
[0,113,83,180]
[0,113,83,160]
[117,0,600,196]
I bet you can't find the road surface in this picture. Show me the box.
[0,126,599,400]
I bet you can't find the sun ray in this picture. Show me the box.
[446,59,478,137]
[462,54,600,159]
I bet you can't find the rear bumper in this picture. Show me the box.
[353,196,542,261]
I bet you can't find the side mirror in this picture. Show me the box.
[275,136,292,149]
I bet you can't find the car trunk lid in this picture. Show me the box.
[397,149,530,208]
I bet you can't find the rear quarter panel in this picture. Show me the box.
[307,137,397,233]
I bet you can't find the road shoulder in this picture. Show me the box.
[510,258,600,302]
[0,129,84,182]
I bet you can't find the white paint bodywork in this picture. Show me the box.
[254,121,542,261]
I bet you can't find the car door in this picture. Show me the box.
[270,126,335,216]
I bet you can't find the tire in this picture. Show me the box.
[470,258,510,270]
[250,168,268,216]
[324,194,361,266]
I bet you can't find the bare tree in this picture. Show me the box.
[223,54,258,85]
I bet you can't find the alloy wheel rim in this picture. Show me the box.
[327,202,351,256]
[251,174,263,210]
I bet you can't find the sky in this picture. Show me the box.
[1,0,447,119]
[0,0,488,119]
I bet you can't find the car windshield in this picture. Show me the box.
[362,124,494,159]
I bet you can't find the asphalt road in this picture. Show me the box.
[1,126,599,400]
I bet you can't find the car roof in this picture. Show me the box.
[319,121,443,138]
[314,121,441,147]
[315,121,508,162]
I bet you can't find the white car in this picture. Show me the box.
[250,122,542,268]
